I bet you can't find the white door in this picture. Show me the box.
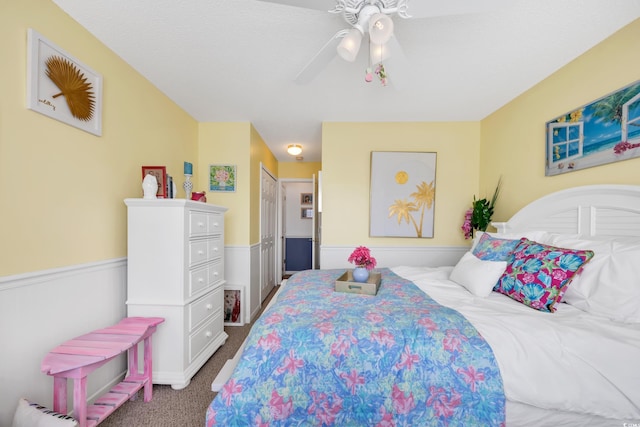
[261,166,277,303]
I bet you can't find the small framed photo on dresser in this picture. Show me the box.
[141,166,167,198]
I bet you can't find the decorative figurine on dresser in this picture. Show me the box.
[124,198,228,389]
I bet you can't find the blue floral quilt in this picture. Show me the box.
[207,269,505,426]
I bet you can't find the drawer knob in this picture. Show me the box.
[206,303,213,310]
[213,222,219,227]
[198,278,204,283]
[205,331,212,338]
[198,250,204,255]
[213,272,219,277]
[212,247,218,252]
[198,222,205,228]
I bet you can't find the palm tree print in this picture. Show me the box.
[388,180,435,238]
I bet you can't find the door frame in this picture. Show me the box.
[277,178,315,281]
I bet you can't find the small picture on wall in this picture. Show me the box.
[301,208,313,219]
[141,166,167,198]
[209,164,236,192]
[301,193,313,205]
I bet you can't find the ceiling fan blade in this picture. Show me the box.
[256,0,336,12]
[294,30,348,84]
[405,0,510,19]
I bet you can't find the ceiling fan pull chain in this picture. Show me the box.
[365,37,373,82]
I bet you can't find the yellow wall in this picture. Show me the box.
[250,124,278,244]
[0,0,198,276]
[3,3,638,277]
[279,162,322,179]
[321,122,480,247]
[482,18,640,222]
[198,122,251,246]
[197,123,278,246]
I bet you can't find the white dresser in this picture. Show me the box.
[124,198,228,389]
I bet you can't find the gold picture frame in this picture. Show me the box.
[26,28,103,136]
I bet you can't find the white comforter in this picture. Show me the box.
[392,266,640,423]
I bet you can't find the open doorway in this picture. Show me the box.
[280,180,314,278]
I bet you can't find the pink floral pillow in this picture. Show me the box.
[494,238,594,312]
[472,233,519,261]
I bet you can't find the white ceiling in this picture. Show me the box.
[51,0,640,162]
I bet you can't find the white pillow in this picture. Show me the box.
[449,251,507,297]
[541,233,640,323]
[12,398,78,427]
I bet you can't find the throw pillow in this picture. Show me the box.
[12,398,78,427]
[541,233,640,323]
[494,238,594,312]
[450,251,508,297]
[471,233,520,261]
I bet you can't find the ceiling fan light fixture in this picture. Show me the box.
[337,27,363,62]
[287,144,302,156]
[370,42,391,63]
[368,13,394,45]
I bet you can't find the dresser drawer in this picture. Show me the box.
[208,235,223,260]
[189,240,209,267]
[189,264,210,297]
[208,212,223,234]
[189,287,223,332]
[208,258,223,287]
[189,211,209,237]
[189,314,223,363]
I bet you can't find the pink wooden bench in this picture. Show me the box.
[41,317,164,427]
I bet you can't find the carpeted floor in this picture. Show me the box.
[99,285,279,427]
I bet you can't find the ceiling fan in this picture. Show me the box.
[257,0,501,86]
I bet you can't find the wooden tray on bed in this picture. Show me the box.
[334,271,381,295]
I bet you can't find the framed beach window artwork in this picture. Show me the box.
[369,151,437,238]
[209,164,236,192]
[545,79,640,176]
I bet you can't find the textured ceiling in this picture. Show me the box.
[51,0,640,162]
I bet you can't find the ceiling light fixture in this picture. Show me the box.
[287,144,302,156]
[336,3,395,63]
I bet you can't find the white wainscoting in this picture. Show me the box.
[225,244,261,324]
[320,245,468,270]
[0,259,128,427]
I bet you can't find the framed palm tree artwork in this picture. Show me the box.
[369,151,437,238]
[545,79,640,176]
[26,28,103,136]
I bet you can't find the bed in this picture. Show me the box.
[207,184,640,426]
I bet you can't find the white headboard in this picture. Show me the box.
[492,185,640,237]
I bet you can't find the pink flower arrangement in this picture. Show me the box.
[461,208,473,240]
[348,246,377,270]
